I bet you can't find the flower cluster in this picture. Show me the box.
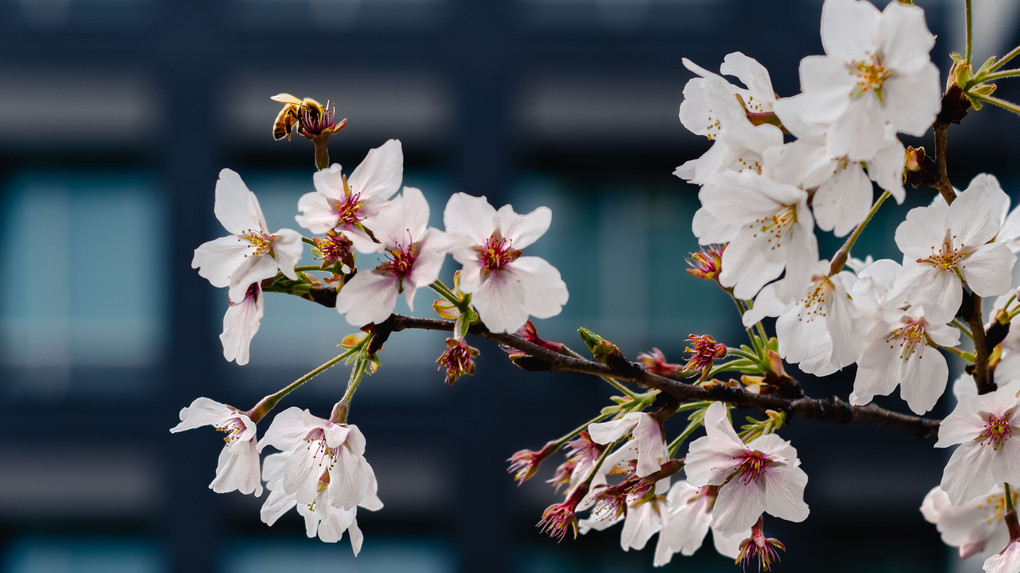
[172,0,1020,569]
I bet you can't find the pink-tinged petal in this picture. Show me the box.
[827,95,887,161]
[220,286,264,366]
[312,164,346,200]
[315,504,357,544]
[684,437,740,488]
[329,452,375,510]
[257,407,317,452]
[762,462,810,523]
[504,256,568,319]
[936,394,989,447]
[373,187,430,247]
[812,162,872,237]
[821,0,880,62]
[495,205,551,250]
[321,423,352,450]
[633,413,668,478]
[260,487,297,526]
[210,439,263,496]
[984,540,1020,573]
[899,344,948,415]
[295,191,339,234]
[214,169,265,235]
[951,179,1011,248]
[336,270,399,327]
[348,139,403,202]
[880,65,941,136]
[713,479,766,536]
[443,193,497,244]
[941,442,998,505]
[588,414,640,445]
[471,270,530,334]
[341,226,383,254]
[961,243,1016,298]
[192,236,250,289]
[170,397,233,432]
[229,255,280,303]
[283,448,321,505]
[718,233,785,300]
[404,235,448,310]
[703,401,746,450]
[272,228,303,281]
[878,1,936,73]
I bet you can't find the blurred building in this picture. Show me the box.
[0,0,1018,572]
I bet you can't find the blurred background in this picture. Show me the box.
[1,0,1019,571]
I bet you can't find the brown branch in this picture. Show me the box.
[366,313,941,440]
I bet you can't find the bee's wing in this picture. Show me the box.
[271,93,303,104]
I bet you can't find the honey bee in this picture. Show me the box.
[271,93,326,140]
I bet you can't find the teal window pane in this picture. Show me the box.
[4,537,165,573]
[223,538,452,573]
[0,171,166,372]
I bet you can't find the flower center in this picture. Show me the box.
[978,490,1019,525]
[885,317,928,362]
[979,414,1013,450]
[335,192,364,226]
[240,229,274,257]
[476,235,521,272]
[735,450,770,484]
[215,416,247,445]
[750,204,797,250]
[918,240,964,273]
[304,428,339,471]
[850,55,892,100]
[378,240,418,280]
[797,275,835,323]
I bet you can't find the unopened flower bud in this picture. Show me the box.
[637,347,682,377]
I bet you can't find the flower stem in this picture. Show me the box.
[830,190,891,274]
[952,319,975,342]
[429,280,463,307]
[964,0,973,64]
[990,45,1020,72]
[600,376,640,400]
[302,236,317,246]
[979,69,1020,82]
[245,348,358,422]
[969,92,1020,116]
[732,296,765,358]
[331,354,372,423]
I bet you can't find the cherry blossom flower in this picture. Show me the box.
[436,337,480,385]
[683,402,809,536]
[443,193,568,333]
[220,283,263,366]
[192,169,303,303]
[675,53,784,185]
[743,261,861,377]
[653,482,745,566]
[260,452,379,551]
[588,412,668,479]
[850,305,958,415]
[891,176,1016,324]
[335,187,449,326]
[169,397,262,496]
[257,407,381,512]
[921,484,1014,560]
[786,0,940,160]
[692,170,818,301]
[295,139,403,251]
[936,380,1020,505]
[764,122,905,236]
